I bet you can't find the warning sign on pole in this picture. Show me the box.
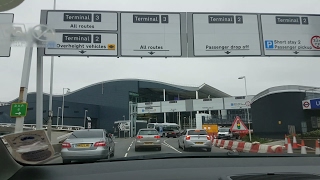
[230,116,248,132]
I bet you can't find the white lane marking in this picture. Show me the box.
[163,140,182,153]
[125,140,135,157]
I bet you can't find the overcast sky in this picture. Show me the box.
[1,0,320,101]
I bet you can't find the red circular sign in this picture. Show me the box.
[311,36,320,49]
[303,101,310,108]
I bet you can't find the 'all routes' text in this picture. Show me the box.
[140,45,163,49]
[70,24,94,29]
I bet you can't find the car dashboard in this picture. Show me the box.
[7,155,320,180]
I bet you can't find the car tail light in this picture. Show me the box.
[94,141,106,147]
[137,135,143,139]
[186,135,190,140]
[154,135,160,139]
[62,142,71,148]
[207,135,211,140]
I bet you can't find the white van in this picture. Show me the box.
[217,127,233,139]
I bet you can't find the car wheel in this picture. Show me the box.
[135,147,139,152]
[63,159,71,164]
[183,144,188,151]
[157,147,161,151]
[178,140,181,149]
[207,148,212,152]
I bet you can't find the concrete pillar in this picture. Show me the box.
[163,89,166,123]
[221,110,227,119]
[196,91,199,114]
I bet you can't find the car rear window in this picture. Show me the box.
[187,130,207,135]
[138,130,158,135]
[69,130,103,138]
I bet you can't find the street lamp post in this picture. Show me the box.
[84,110,88,128]
[61,88,70,127]
[238,76,252,142]
[56,107,61,126]
[123,115,125,121]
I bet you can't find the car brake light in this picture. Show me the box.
[207,135,211,140]
[94,141,106,147]
[154,135,160,139]
[186,135,190,140]
[62,142,71,148]
[137,135,143,139]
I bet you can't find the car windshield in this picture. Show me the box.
[219,128,230,132]
[0,0,318,168]
[138,130,158,135]
[69,131,103,139]
[188,130,207,135]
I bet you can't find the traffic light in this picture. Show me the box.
[237,120,241,129]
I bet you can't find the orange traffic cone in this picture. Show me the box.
[316,139,320,155]
[292,134,298,149]
[284,135,288,150]
[287,137,293,153]
[300,139,306,154]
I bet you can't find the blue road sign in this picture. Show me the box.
[310,98,320,109]
[265,40,274,49]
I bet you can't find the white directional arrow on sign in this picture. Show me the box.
[15,112,21,115]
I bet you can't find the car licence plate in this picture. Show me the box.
[195,142,203,144]
[76,144,91,148]
[144,142,153,144]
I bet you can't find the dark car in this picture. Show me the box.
[165,129,180,138]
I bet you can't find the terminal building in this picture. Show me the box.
[0,80,319,138]
[0,79,241,133]
[250,85,320,138]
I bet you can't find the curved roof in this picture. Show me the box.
[251,85,320,103]
[8,79,230,103]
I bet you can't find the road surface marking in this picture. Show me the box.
[163,140,182,153]
[124,153,128,157]
[127,147,130,151]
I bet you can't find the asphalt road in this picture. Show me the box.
[46,137,229,164]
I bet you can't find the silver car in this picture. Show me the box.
[61,129,115,163]
[178,129,212,151]
[135,128,161,151]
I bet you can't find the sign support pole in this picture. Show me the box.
[36,48,44,130]
[47,0,57,142]
[14,29,33,133]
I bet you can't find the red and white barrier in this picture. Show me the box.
[213,140,284,154]
[231,141,239,150]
